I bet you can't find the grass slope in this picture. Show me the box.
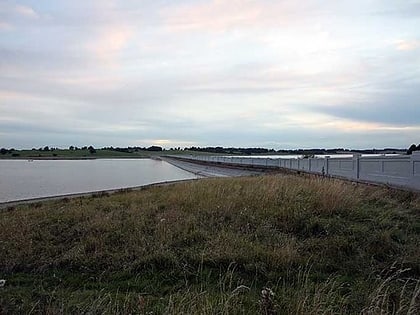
[1,175,419,314]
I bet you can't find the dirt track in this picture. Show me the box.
[161,157,267,177]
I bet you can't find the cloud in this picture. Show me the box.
[0,21,12,31]
[161,0,310,32]
[374,1,420,19]
[0,3,39,23]
[86,25,132,68]
[312,85,420,126]
[394,39,420,51]
[14,4,39,19]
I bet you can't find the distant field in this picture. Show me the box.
[1,175,419,314]
[0,149,220,159]
[0,149,146,159]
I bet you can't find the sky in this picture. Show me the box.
[1,0,420,150]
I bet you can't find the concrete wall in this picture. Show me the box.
[359,156,411,187]
[327,157,358,179]
[309,158,326,174]
[173,152,420,191]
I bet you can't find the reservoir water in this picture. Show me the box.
[0,159,199,203]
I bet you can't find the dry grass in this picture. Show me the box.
[1,174,419,314]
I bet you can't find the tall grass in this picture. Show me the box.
[1,175,419,314]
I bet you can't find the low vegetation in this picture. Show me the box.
[1,175,419,314]
[0,148,145,159]
[0,148,221,159]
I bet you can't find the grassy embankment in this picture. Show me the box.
[1,175,419,314]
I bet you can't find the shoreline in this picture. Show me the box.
[0,157,268,208]
[0,178,202,209]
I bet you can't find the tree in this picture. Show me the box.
[88,146,96,154]
[0,148,7,155]
[69,146,74,150]
[147,146,163,152]
[43,146,49,151]
[407,144,417,155]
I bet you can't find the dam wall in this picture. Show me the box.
[170,152,420,191]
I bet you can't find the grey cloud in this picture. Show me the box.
[0,48,90,74]
[175,123,415,150]
[313,86,420,126]
[373,1,420,18]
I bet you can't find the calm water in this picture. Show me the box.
[0,159,199,203]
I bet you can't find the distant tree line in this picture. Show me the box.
[1,145,164,154]
[407,144,420,155]
[1,148,15,155]
[32,146,60,151]
[68,145,96,153]
[0,145,411,156]
[186,146,276,154]
[184,146,403,155]
[100,146,163,153]
[0,148,20,157]
[69,146,96,153]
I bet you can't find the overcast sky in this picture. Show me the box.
[1,0,419,149]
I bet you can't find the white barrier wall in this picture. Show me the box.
[328,157,357,179]
[359,156,411,187]
[412,153,420,189]
[310,158,326,174]
[172,152,420,191]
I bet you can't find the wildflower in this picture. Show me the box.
[260,287,276,314]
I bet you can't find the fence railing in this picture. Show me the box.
[169,152,420,191]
